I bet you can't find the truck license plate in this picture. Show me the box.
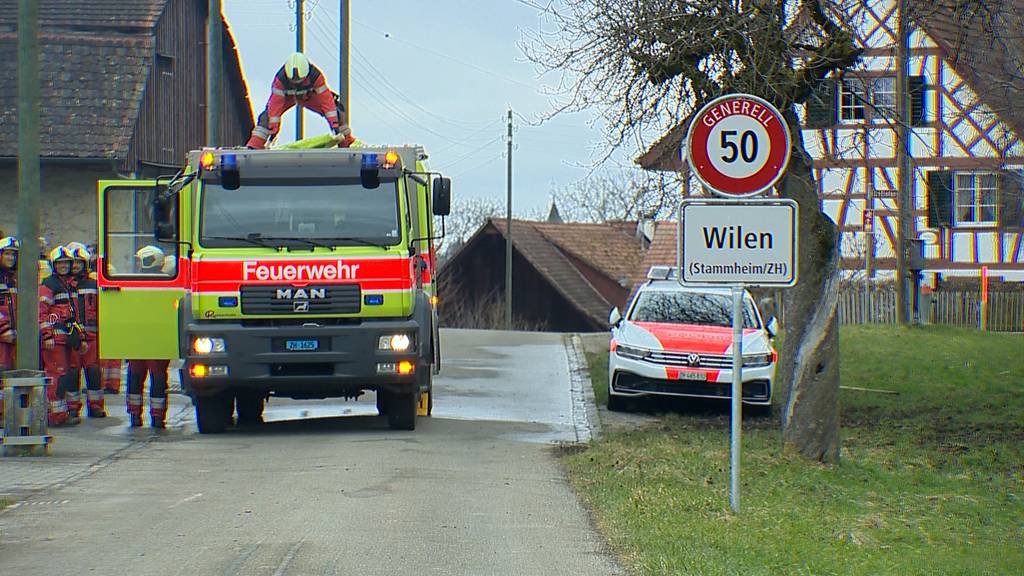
[676,370,707,381]
[286,339,318,351]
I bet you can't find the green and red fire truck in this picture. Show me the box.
[96,140,450,433]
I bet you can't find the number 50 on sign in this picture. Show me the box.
[685,94,791,198]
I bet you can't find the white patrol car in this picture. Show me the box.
[607,267,779,412]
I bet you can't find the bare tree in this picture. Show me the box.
[551,169,680,222]
[523,0,865,462]
[435,196,506,259]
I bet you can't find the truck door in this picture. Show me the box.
[97,180,186,360]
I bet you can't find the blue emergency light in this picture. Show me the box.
[360,153,381,189]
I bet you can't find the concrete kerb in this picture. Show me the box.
[563,333,601,443]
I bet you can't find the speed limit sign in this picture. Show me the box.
[685,94,791,197]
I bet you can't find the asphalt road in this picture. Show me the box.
[0,329,623,576]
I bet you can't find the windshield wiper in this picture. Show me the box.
[261,236,335,250]
[318,237,391,248]
[204,234,281,249]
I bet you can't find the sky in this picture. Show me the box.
[222,0,635,216]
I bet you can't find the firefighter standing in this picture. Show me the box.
[39,246,84,426]
[246,52,355,149]
[0,236,19,423]
[126,246,171,429]
[66,242,106,418]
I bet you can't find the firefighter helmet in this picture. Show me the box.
[135,245,165,271]
[65,241,90,262]
[0,236,19,252]
[49,246,74,271]
[284,52,310,83]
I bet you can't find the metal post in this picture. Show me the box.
[16,0,40,371]
[896,0,913,325]
[295,0,305,141]
[505,108,513,330]
[730,285,743,513]
[340,0,350,126]
[206,0,222,146]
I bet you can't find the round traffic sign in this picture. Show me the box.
[685,94,791,197]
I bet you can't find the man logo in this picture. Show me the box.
[686,353,701,367]
[275,288,327,300]
[293,301,310,313]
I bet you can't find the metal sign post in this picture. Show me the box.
[682,93,795,514]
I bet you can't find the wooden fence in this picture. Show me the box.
[837,289,1024,331]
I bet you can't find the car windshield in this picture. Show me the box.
[629,290,759,328]
[200,179,402,248]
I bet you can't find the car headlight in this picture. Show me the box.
[192,337,226,355]
[615,344,647,360]
[378,334,412,352]
[743,353,774,367]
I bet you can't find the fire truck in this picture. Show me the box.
[96,141,450,433]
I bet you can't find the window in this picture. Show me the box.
[628,290,758,329]
[839,76,896,122]
[200,179,402,248]
[103,187,178,279]
[954,173,998,225]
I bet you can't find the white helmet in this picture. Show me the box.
[135,245,165,270]
[284,52,310,83]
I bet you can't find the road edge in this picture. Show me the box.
[564,333,601,443]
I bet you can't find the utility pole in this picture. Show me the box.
[16,0,40,371]
[339,0,350,125]
[505,108,513,331]
[895,0,913,325]
[206,0,222,146]
[295,0,304,141]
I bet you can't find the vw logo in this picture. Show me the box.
[686,353,701,367]
[293,301,310,313]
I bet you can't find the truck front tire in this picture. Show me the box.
[386,389,417,431]
[196,393,230,434]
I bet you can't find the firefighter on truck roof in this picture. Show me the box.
[126,246,171,429]
[246,52,356,150]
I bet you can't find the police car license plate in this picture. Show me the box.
[676,370,707,381]
[286,339,318,351]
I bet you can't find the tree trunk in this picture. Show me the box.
[776,109,841,463]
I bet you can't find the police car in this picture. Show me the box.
[607,267,778,412]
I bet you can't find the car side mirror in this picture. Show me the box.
[608,307,622,327]
[152,189,177,243]
[765,316,779,338]
[432,177,451,216]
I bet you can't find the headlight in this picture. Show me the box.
[743,353,774,367]
[615,344,646,360]
[378,334,412,351]
[192,337,226,355]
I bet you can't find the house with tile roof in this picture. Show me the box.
[637,0,1024,285]
[438,217,648,332]
[0,0,253,246]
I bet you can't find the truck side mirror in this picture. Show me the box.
[608,307,622,327]
[153,189,177,243]
[432,177,451,216]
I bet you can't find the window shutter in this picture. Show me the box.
[927,170,953,228]
[805,79,837,128]
[909,75,926,127]
[998,171,1024,229]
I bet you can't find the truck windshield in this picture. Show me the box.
[200,179,402,248]
[629,290,758,328]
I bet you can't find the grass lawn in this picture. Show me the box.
[568,325,1024,575]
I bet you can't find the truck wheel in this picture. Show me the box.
[236,392,265,425]
[386,390,417,431]
[196,393,230,434]
[375,391,390,416]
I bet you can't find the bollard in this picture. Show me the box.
[1,369,53,457]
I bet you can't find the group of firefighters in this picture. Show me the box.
[0,238,170,429]
[1,52,346,431]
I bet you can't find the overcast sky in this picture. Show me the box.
[223,0,635,215]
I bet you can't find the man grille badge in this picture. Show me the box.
[687,353,701,367]
[293,301,310,313]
